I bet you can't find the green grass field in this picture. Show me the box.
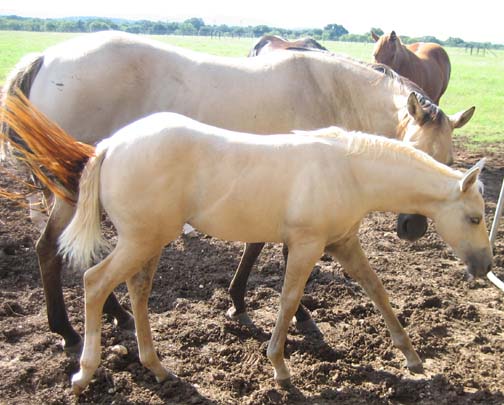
[0,31,502,145]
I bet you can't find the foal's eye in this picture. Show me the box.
[469,216,481,225]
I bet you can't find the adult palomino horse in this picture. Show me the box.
[1,31,475,351]
[2,94,492,394]
[371,31,451,104]
[248,34,328,56]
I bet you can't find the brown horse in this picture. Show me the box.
[371,31,451,104]
[248,34,328,56]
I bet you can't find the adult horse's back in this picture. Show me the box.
[371,31,451,104]
[248,34,328,56]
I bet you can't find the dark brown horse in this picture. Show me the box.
[371,31,451,104]
[248,34,328,56]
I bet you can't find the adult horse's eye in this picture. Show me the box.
[469,216,481,225]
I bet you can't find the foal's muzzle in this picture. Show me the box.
[396,214,428,242]
[466,250,493,278]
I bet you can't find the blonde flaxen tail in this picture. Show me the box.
[58,150,111,270]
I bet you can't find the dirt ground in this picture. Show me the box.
[1,140,503,405]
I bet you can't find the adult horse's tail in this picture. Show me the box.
[1,92,108,269]
[1,53,44,160]
[1,91,95,202]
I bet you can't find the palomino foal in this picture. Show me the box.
[3,96,492,393]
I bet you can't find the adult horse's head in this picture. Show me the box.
[396,91,475,241]
[434,161,492,278]
[371,31,401,65]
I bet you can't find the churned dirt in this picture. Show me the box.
[1,141,503,404]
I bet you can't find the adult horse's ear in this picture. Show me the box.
[460,165,481,193]
[390,31,397,41]
[371,31,380,42]
[407,93,429,124]
[449,106,476,129]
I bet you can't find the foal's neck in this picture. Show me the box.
[354,147,458,217]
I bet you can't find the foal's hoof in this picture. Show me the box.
[226,307,254,326]
[407,362,425,374]
[71,371,89,396]
[155,368,177,383]
[275,377,293,389]
[294,318,322,336]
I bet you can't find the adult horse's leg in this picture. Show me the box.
[326,236,423,373]
[228,243,318,332]
[267,239,325,386]
[227,242,265,325]
[37,197,133,353]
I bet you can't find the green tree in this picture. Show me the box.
[323,23,348,40]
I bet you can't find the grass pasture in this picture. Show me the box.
[0,31,502,145]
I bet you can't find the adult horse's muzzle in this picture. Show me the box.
[396,214,428,242]
[465,250,493,279]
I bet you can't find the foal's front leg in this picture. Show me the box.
[228,243,318,332]
[267,240,325,385]
[326,236,423,373]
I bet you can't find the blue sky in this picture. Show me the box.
[1,0,502,44]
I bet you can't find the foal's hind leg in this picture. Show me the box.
[326,236,423,373]
[126,253,173,382]
[72,242,161,395]
[37,197,133,353]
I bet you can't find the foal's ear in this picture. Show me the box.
[474,158,486,171]
[460,165,481,193]
[390,31,397,40]
[371,31,380,42]
[449,106,476,129]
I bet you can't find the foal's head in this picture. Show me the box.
[372,31,402,65]
[433,162,492,278]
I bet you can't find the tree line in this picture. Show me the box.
[0,15,501,50]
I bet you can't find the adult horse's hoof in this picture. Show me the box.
[226,307,254,326]
[62,337,83,355]
[115,315,136,332]
[294,318,322,336]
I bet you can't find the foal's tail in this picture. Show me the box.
[0,91,95,203]
[58,150,110,270]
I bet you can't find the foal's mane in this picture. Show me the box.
[310,127,457,178]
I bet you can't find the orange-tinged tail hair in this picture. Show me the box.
[1,90,95,203]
